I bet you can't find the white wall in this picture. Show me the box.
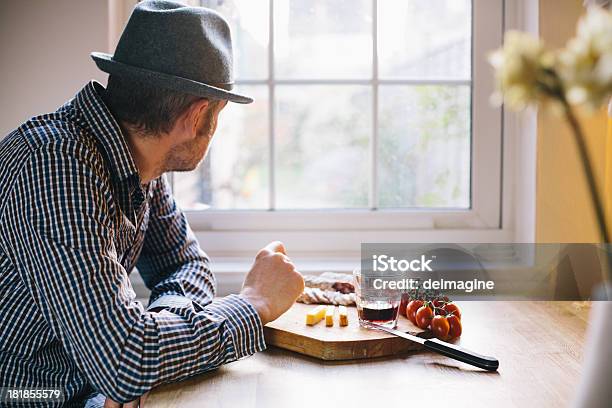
[0,0,109,136]
[0,0,155,300]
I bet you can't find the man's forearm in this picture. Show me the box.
[147,259,216,309]
[108,294,265,403]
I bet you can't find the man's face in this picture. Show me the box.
[164,99,228,172]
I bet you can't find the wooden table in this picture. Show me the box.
[147,302,592,408]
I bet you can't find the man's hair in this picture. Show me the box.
[103,74,204,135]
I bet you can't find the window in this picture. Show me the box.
[172,0,506,255]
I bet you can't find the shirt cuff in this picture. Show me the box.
[147,294,193,312]
[205,294,267,359]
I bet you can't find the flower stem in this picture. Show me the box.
[561,100,610,244]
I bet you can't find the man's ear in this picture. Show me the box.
[182,98,210,138]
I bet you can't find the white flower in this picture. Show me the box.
[488,31,557,111]
[583,0,611,10]
[560,7,612,110]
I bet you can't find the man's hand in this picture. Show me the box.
[104,392,148,407]
[240,241,305,325]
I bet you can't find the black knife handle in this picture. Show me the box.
[424,338,499,371]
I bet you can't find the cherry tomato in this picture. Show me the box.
[406,300,424,325]
[415,304,434,330]
[432,299,445,309]
[447,314,462,339]
[435,307,447,316]
[443,302,461,320]
[430,315,450,340]
[399,298,408,317]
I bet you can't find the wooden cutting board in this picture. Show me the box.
[263,303,428,360]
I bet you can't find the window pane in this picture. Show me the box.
[173,85,269,209]
[274,0,372,79]
[275,85,370,208]
[378,85,470,208]
[201,0,269,80]
[378,0,471,80]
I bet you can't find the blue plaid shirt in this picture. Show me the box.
[0,81,266,406]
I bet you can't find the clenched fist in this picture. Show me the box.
[240,241,304,324]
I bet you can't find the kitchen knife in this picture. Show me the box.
[363,321,499,371]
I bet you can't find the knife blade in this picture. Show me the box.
[362,321,499,371]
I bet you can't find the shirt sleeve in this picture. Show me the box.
[0,140,266,403]
[135,174,215,310]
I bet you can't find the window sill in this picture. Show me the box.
[194,227,517,259]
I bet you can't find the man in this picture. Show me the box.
[0,1,304,406]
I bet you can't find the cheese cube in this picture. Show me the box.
[306,305,327,325]
[339,305,349,326]
[325,306,335,327]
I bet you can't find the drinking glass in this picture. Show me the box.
[353,268,401,329]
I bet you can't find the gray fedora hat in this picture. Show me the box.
[91,0,252,104]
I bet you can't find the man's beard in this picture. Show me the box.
[163,108,217,172]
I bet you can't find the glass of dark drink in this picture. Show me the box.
[353,269,401,329]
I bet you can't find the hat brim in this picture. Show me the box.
[91,52,253,104]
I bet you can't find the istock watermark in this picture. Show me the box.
[372,254,434,272]
[360,243,611,301]
[371,277,495,292]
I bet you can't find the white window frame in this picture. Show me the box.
[111,0,538,262]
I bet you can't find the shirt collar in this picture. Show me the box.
[73,81,140,183]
